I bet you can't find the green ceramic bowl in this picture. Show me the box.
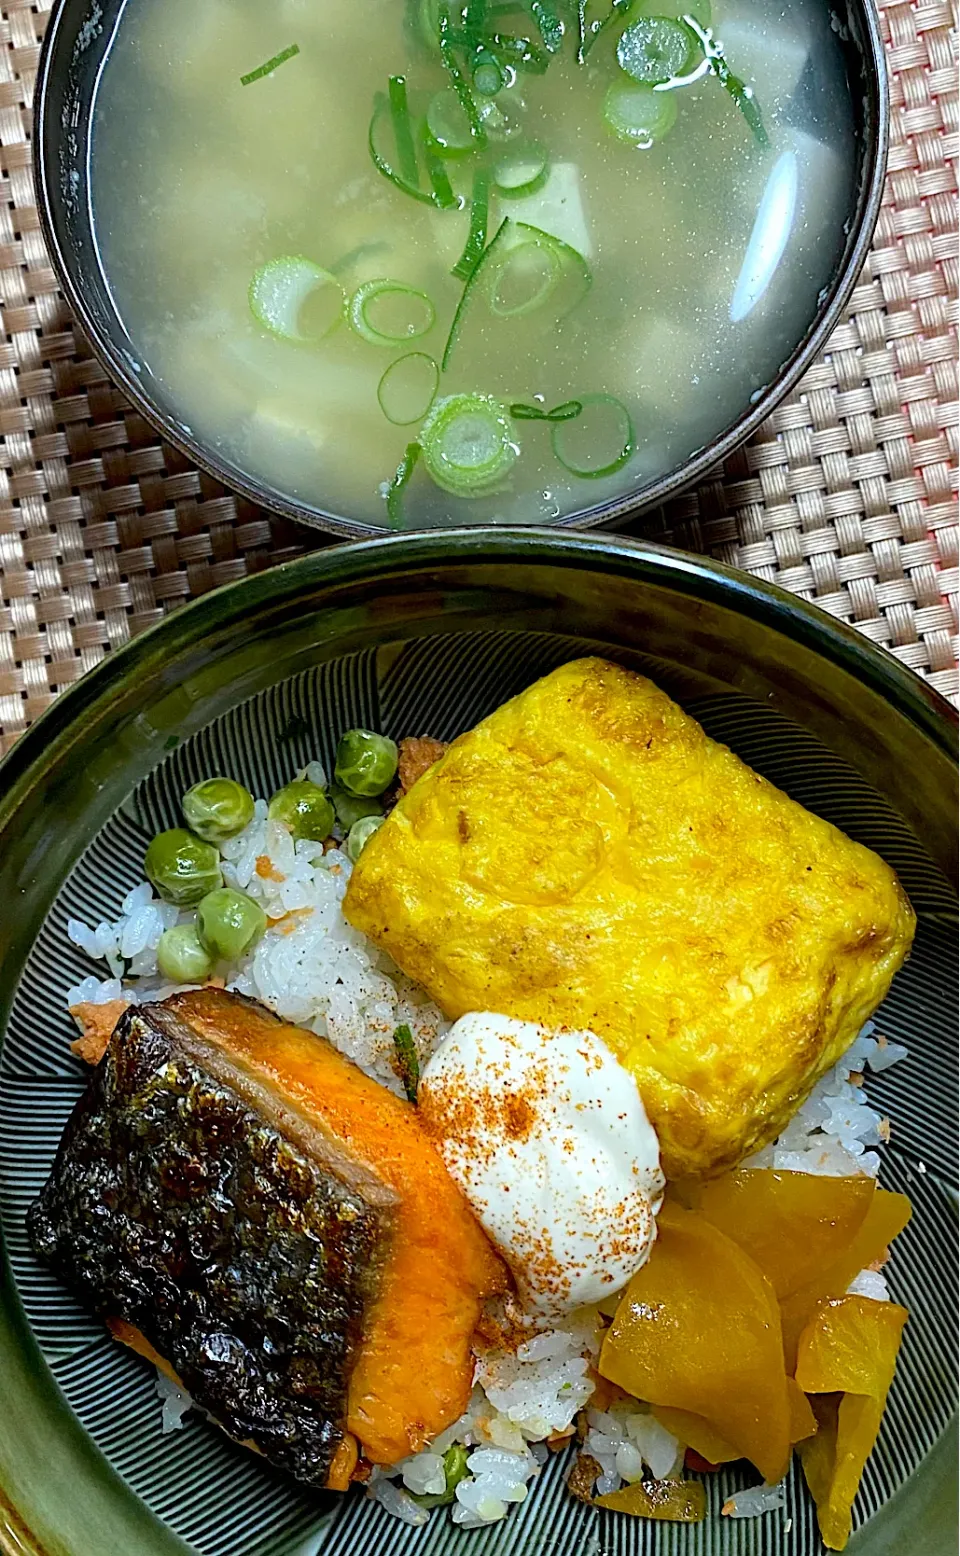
[0,532,956,1556]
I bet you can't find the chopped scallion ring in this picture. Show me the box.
[515,221,593,313]
[602,79,678,146]
[550,392,635,477]
[248,257,345,343]
[420,392,519,495]
[491,142,549,199]
[488,235,561,316]
[616,16,700,83]
[377,352,440,425]
[426,87,477,156]
[472,51,505,95]
[349,280,437,345]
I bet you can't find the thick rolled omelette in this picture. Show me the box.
[344,658,915,1179]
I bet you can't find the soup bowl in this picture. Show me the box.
[0,530,956,1556]
[35,0,888,538]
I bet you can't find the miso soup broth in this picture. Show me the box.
[90,0,856,528]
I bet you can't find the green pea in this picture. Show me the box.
[410,1443,471,1509]
[330,783,383,831]
[334,728,398,797]
[346,815,385,863]
[156,924,213,984]
[145,828,223,907]
[196,888,267,962]
[267,780,335,842]
[182,777,255,842]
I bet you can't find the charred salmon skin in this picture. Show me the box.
[29,988,503,1483]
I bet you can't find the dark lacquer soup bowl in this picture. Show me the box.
[35,0,887,536]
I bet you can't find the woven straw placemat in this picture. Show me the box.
[0,0,956,751]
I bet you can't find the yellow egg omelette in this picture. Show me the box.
[344,658,915,1178]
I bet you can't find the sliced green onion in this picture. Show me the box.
[426,87,477,156]
[240,43,299,86]
[453,166,490,280]
[438,3,487,146]
[682,14,768,146]
[461,0,490,43]
[490,30,550,71]
[550,392,635,477]
[488,235,561,316]
[516,221,592,313]
[422,129,459,207]
[472,50,505,95]
[369,92,440,205]
[249,257,345,343]
[386,441,422,526]
[378,352,440,425]
[348,280,436,346]
[581,0,631,58]
[510,399,583,420]
[393,1023,420,1103]
[388,75,421,187]
[616,16,699,83]
[417,0,444,51]
[575,0,588,61]
[528,0,565,52]
[491,142,549,198]
[442,214,511,371]
[420,393,518,495]
[602,79,678,146]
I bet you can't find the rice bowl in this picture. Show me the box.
[0,533,953,1556]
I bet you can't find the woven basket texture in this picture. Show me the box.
[0,0,956,751]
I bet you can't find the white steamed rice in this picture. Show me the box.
[64,765,908,1530]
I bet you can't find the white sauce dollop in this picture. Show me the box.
[418,1013,665,1315]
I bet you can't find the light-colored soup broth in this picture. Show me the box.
[91,0,856,527]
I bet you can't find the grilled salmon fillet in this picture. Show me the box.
[29,989,503,1482]
[344,658,916,1179]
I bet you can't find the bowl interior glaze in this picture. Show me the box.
[35,0,887,538]
[0,533,955,1556]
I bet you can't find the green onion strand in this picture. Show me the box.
[510,399,583,420]
[682,15,769,146]
[581,0,631,58]
[438,4,488,146]
[240,43,300,86]
[369,93,440,205]
[422,128,459,208]
[393,1022,421,1102]
[442,215,510,371]
[452,166,491,280]
[388,75,421,187]
[386,442,422,527]
[527,0,564,52]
